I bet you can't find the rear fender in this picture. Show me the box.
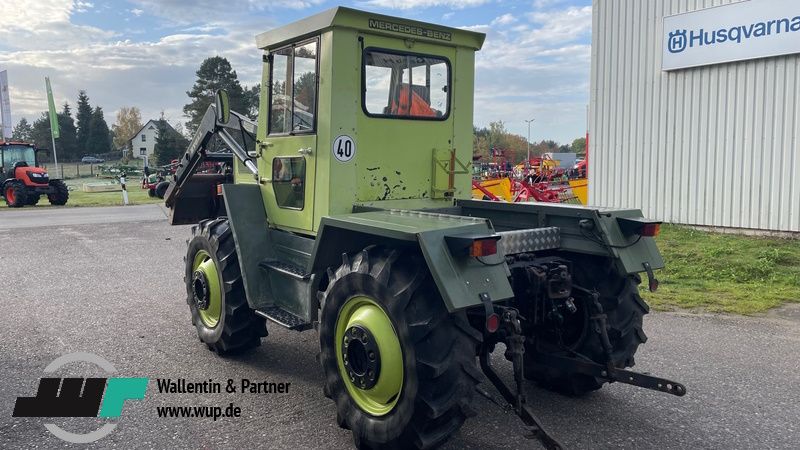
[310,210,514,312]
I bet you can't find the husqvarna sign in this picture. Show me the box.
[663,0,800,71]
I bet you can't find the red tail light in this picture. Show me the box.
[470,238,498,257]
[640,223,661,237]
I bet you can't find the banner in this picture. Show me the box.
[0,70,11,140]
[663,0,800,71]
[45,76,59,139]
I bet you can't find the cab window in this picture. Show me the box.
[363,49,450,120]
[269,39,318,134]
[272,157,305,209]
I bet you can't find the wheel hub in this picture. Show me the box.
[192,270,210,310]
[191,250,221,328]
[342,325,381,390]
[335,296,403,416]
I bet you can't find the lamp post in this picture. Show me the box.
[524,118,535,164]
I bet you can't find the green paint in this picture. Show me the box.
[335,296,403,416]
[98,378,148,418]
[193,249,222,328]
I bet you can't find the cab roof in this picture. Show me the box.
[255,6,485,51]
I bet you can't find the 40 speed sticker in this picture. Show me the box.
[332,135,356,162]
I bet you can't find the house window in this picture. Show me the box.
[141,134,146,142]
[269,38,318,135]
[140,148,147,155]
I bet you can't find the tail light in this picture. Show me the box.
[617,217,662,238]
[445,234,501,258]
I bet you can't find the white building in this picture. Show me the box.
[129,119,178,160]
[589,0,800,232]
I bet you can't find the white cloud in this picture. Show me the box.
[75,1,94,13]
[128,0,326,24]
[130,8,144,17]
[491,13,516,26]
[361,0,490,10]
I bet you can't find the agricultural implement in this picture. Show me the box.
[0,141,68,207]
[165,7,684,449]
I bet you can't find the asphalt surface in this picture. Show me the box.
[1,206,799,449]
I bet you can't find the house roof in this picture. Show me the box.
[129,119,178,144]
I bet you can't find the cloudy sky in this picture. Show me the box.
[0,0,591,144]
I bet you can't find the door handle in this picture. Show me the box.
[298,147,312,156]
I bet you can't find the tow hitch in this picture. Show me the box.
[479,307,565,450]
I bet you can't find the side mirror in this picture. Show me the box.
[214,89,231,125]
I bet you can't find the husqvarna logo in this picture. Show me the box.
[668,29,688,53]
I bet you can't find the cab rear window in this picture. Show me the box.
[362,49,450,120]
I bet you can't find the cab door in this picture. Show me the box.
[260,38,319,233]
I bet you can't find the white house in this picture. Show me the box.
[129,119,178,160]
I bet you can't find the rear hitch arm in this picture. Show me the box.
[479,307,565,450]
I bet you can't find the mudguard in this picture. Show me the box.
[310,209,515,312]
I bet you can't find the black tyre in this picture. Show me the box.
[148,188,156,198]
[185,218,267,354]
[524,256,649,395]
[155,181,169,199]
[4,181,27,208]
[47,179,69,205]
[27,194,40,206]
[319,247,481,449]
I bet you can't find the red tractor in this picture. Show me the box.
[1,141,69,207]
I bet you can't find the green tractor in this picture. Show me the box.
[166,7,684,449]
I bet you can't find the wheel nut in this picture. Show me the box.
[368,351,375,361]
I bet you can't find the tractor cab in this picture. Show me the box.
[0,141,40,183]
[246,8,484,234]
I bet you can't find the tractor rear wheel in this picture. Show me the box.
[524,256,649,396]
[47,179,69,205]
[148,188,156,198]
[4,181,27,207]
[319,247,481,449]
[184,218,267,354]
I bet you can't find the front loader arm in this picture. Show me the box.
[164,105,258,208]
[164,105,258,225]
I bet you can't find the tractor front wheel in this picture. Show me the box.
[47,179,69,206]
[319,247,480,449]
[4,182,27,207]
[185,218,267,354]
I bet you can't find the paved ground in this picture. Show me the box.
[1,207,799,449]
[0,204,167,229]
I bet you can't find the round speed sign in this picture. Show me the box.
[332,135,356,162]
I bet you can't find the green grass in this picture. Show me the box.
[1,176,162,209]
[646,225,800,315]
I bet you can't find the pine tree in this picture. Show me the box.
[85,107,111,155]
[183,56,250,134]
[57,102,78,160]
[31,113,53,151]
[153,118,189,166]
[11,118,33,142]
[75,90,93,152]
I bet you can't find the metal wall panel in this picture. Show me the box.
[590,0,800,232]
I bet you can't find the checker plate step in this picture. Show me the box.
[259,260,310,280]
[254,307,310,331]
